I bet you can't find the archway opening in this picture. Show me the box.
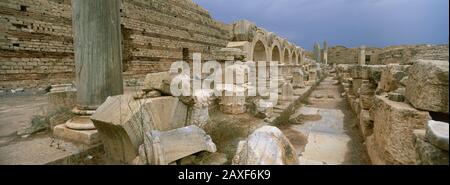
[283,49,290,64]
[253,40,267,62]
[271,46,281,63]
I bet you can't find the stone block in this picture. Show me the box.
[53,124,99,145]
[414,131,449,165]
[388,92,405,102]
[426,120,449,151]
[139,125,216,165]
[91,95,188,164]
[368,95,430,164]
[377,64,409,93]
[47,89,76,111]
[360,95,374,110]
[405,60,449,113]
[352,79,362,96]
[359,110,373,139]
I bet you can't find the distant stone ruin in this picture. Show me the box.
[0,0,447,165]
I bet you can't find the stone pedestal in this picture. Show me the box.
[292,69,305,88]
[281,82,295,101]
[219,85,246,114]
[308,71,317,85]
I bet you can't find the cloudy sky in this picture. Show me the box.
[192,0,449,50]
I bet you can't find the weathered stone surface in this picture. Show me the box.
[232,19,257,41]
[212,48,246,60]
[359,80,376,95]
[53,124,99,145]
[47,90,76,111]
[91,95,188,164]
[414,130,449,165]
[405,60,449,113]
[426,120,449,151]
[352,79,362,96]
[179,152,228,165]
[188,90,214,128]
[249,99,274,119]
[368,95,430,164]
[232,126,299,165]
[359,110,373,139]
[219,85,246,114]
[292,69,305,88]
[281,82,295,101]
[142,72,171,94]
[388,92,405,102]
[139,125,217,165]
[377,64,409,93]
[360,95,373,110]
[350,65,364,79]
[367,65,385,84]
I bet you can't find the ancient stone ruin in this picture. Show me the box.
[0,0,448,165]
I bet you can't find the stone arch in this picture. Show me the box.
[250,32,269,62]
[283,48,291,64]
[293,50,299,64]
[270,40,282,63]
[253,40,267,62]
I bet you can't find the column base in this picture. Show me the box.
[53,124,99,145]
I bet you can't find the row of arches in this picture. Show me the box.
[250,32,303,65]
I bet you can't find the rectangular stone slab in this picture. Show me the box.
[368,95,430,164]
[405,60,449,113]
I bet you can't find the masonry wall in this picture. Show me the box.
[328,44,449,65]
[0,0,233,90]
[377,44,449,64]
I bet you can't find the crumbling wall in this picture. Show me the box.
[328,44,448,65]
[0,0,233,90]
[378,44,449,64]
[336,59,449,164]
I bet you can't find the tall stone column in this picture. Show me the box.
[54,0,124,145]
[359,45,366,65]
[323,41,328,65]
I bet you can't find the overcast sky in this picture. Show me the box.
[192,0,449,51]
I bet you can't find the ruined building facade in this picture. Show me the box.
[0,0,305,90]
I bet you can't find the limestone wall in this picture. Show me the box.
[0,0,74,89]
[0,0,233,89]
[328,44,448,65]
[336,60,449,164]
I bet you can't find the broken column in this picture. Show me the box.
[137,125,217,165]
[91,95,188,164]
[292,68,305,88]
[189,90,214,128]
[54,0,123,145]
[308,63,318,85]
[359,45,366,65]
[219,84,247,115]
[322,41,328,65]
[313,42,321,63]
